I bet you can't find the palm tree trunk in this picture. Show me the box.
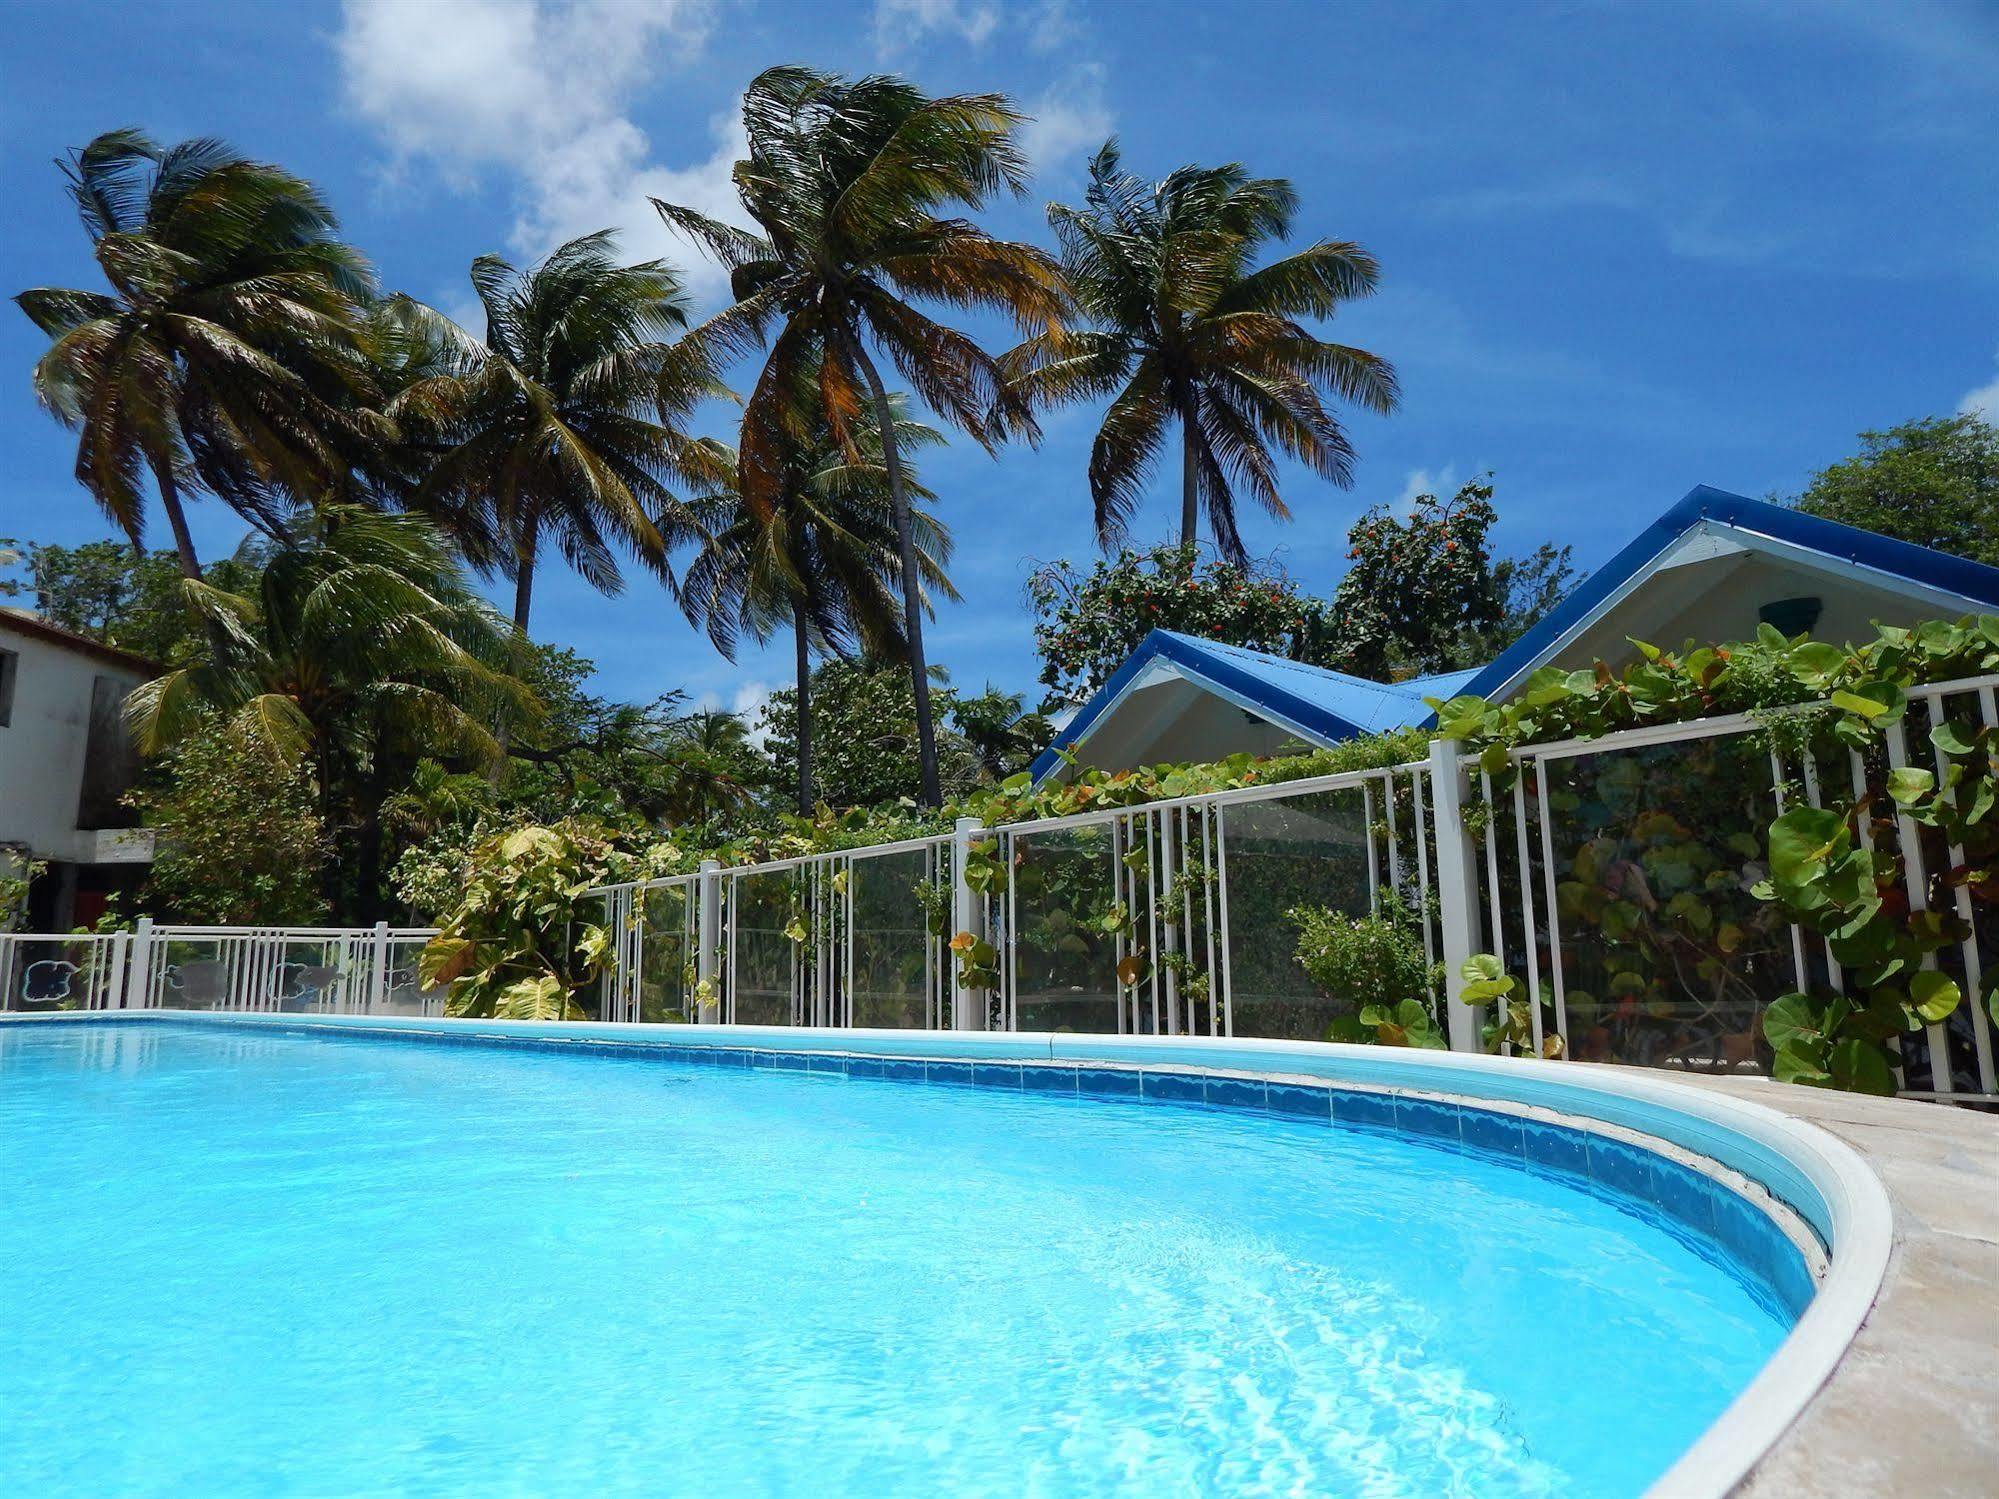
[152,459,237,664]
[152,462,203,581]
[792,607,814,817]
[494,534,535,776]
[1181,413,1200,549]
[511,537,536,634]
[852,345,942,808]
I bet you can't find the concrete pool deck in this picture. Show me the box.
[1650,1071,1998,1498]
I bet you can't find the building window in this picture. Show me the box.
[0,647,17,727]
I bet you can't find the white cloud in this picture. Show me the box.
[1395,466,1460,512]
[872,0,1002,53]
[1021,65,1113,178]
[1961,348,1999,422]
[335,0,750,306]
[731,681,774,743]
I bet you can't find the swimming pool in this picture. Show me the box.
[0,1017,1834,1496]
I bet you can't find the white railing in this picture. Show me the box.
[0,921,443,1016]
[8,673,1990,1105]
[585,671,1997,1103]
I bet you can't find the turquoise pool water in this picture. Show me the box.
[0,1022,1793,1496]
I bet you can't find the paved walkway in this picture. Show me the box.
[1651,1072,1998,1497]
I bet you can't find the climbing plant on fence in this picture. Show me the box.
[1432,616,1999,1093]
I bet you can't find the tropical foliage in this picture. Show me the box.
[394,231,726,633]
[1434,614,1999,1091]
[1791,412,1997,567]
[1290,891,1444,1047]
[14,129,377,577]
[1323,477,1580,679]
[0,534,264,665]
[1003,141,1397,564]
[419,821,631,1020]
[127,718,329,925]
[679,388,954,814]
[654,64,1067,806]
[1028,543,1334,698]
[122,508,535,914]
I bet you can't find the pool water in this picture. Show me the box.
[0,1023,1791,1496]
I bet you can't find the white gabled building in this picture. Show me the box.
[0,610,157,930]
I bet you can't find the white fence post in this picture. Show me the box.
[1427,738,1485,1053]
[950,815,985,1031]
[696,859,722,1024]
[129,916,155,1009]
[105,929,131,1010]
[369,921,391,1014]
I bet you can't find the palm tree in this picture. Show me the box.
[393,231,727,635]
[15,129,378,578]
[652,65,1067,807]
[124,507,537,914]
[1003,141,1400,564]
[679,391,956,815]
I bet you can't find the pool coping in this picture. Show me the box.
[4,1010,1905,1499]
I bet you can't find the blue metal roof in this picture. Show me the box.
[1028,630,1456,779]
[1453,485,1999,703]
[1032,486,1999,781]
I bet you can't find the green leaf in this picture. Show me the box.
[1929,720,1980,757]
[1885,766,1934,806]
[1772,1039,1832,1087]
[1828,1038,1897,1096]
[1829,689,1889,720]
[1908,970,1962,1024]
[1762,992,1823,1051]
[1767,806,1850,888]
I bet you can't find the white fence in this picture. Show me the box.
[6,673,1991,1104]
[0,922,442,1017]
[587,672,1998,1102]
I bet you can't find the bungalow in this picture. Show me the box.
[1032,486,1999,780]
[0,610,157,930]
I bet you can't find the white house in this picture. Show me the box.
[0,610,157,930]
[1033,487,1999,779]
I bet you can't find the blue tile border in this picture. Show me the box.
[39,1013,1816,1320]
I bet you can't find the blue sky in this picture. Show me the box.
[2,0,1995,725]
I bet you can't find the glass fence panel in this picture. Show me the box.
[382,938,445,1016]
[638,884,694,1023]
[850,849,935,1029]
[1223,787,1374,1040]
[1011,824,1120,1033]
[153,936,243,1009]
[1539,733,1792,1073]
[0,937,117,1011]
[732,871,801,1026]
[273,937,358,1013]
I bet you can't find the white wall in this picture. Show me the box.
[0,623,149,864]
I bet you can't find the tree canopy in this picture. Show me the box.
[1790,412,1997,566]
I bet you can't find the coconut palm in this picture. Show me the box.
[679,393,955,815]
[124,507,538,914]
[392,232,727,634]
[15,129,379,577]
[653,65,1067,807]
[1003,141,1400,564]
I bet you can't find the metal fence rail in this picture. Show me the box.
[0,921,443,1016]
[8,671,1991,1107]
[585,671,1996,1103]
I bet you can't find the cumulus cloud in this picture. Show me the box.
[872,0,1002,52]
[1020,65,1113,178]
[1961,348,1999,422]
[335,0,750,305]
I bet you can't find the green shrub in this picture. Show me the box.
[1288,892,1444,1047]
